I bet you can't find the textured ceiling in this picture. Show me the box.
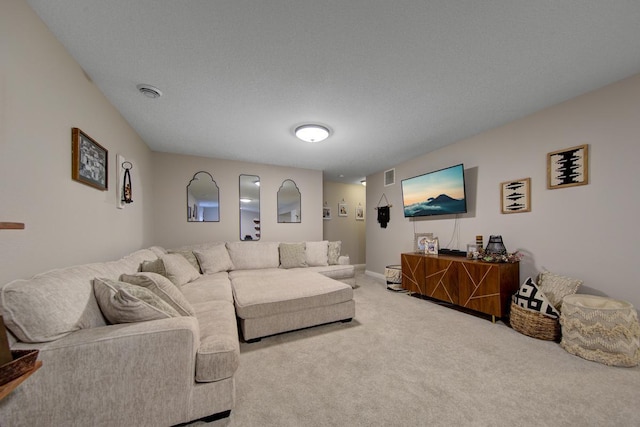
[26,0,640,183]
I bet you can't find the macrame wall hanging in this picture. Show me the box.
[374,193,392,228]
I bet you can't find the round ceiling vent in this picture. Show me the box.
[136,84,162,99]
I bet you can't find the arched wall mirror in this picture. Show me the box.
[239,174,260,240]
[277,179,301,223]
[187,171,219,222]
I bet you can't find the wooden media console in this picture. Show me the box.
[401,253,520,321]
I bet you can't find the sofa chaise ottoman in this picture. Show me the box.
[173,240,356,342]
[230,268,355,341]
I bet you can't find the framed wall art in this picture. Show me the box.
[355,205,364,221]
[547,144,589,189]
[323,206,331,220]
[72,128,108,191]
[500,178,531,214]
[338,203,348,217]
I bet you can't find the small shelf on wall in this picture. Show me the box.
[0,222,25,230]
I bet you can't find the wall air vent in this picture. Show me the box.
[384,168,395,186]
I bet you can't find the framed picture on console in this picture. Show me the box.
[72,127,108,191]
[414,233,433,253]
[425,238,439,255]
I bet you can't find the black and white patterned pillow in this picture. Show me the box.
[512,277,560,319]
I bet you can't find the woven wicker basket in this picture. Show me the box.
[0,349,39,386]
[510,302,561,341]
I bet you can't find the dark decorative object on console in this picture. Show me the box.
[485,235,507,255]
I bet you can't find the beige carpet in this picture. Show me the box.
[200,273,639,427]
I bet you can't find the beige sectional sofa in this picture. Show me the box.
[0,240,355,427]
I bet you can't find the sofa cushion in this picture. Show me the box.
[140,258,167,276]
[226,241,280,270]
[305,241,329,267]
[0,250,158,343]
[279,243,307,269]
[94,278,180,324]
[168,250,201,273]
[147,245,168,257]
[120,273,196,316]
[299,264,355,281]
[161,254,201,286]
[181,273,234,304]
[231,269,353,319]
[328,241,342,265]
[193,244,234,274]
[193,300,240,382]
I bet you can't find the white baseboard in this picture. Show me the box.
[364,270,386,284]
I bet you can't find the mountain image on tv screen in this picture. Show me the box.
[401,164,467,217]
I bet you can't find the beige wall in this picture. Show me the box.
[0,0,154,284]
[151,152,323,248]
[366,73,640,309]
[323,181,366,265]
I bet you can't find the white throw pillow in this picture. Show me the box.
[279,242,307,269]
[305,241,329,267]
[168,250,201,273]
[226,241,280,270]
[120,272,195,316]
[537,270,583,310]
[193,244,234,274]
[160,253,200,286]
[93,277,180,324]
[328,241,342,265]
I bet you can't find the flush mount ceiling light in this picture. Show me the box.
[295,124,331,143]
[136,84,162,99]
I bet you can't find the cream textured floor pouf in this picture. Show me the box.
[560,294,640,367]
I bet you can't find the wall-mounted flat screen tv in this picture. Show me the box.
[401,164,467,218]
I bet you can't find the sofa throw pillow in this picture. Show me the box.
[512,277,560,319]
[306,241,329,267]
[120,273,195,317]
[279,243,307,269]
[193,245,234,274]
[226,241,280,270]
[168,250,201,273]
[148,246,168,258]
[93,277,180,324]
[537,270,583,310]
[140,258,166,277]
[161,253,201,286]
[328,241,342,265]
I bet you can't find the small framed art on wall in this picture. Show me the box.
[500,178,531,214]
[547,144,588,189]
[72,128,108,191]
